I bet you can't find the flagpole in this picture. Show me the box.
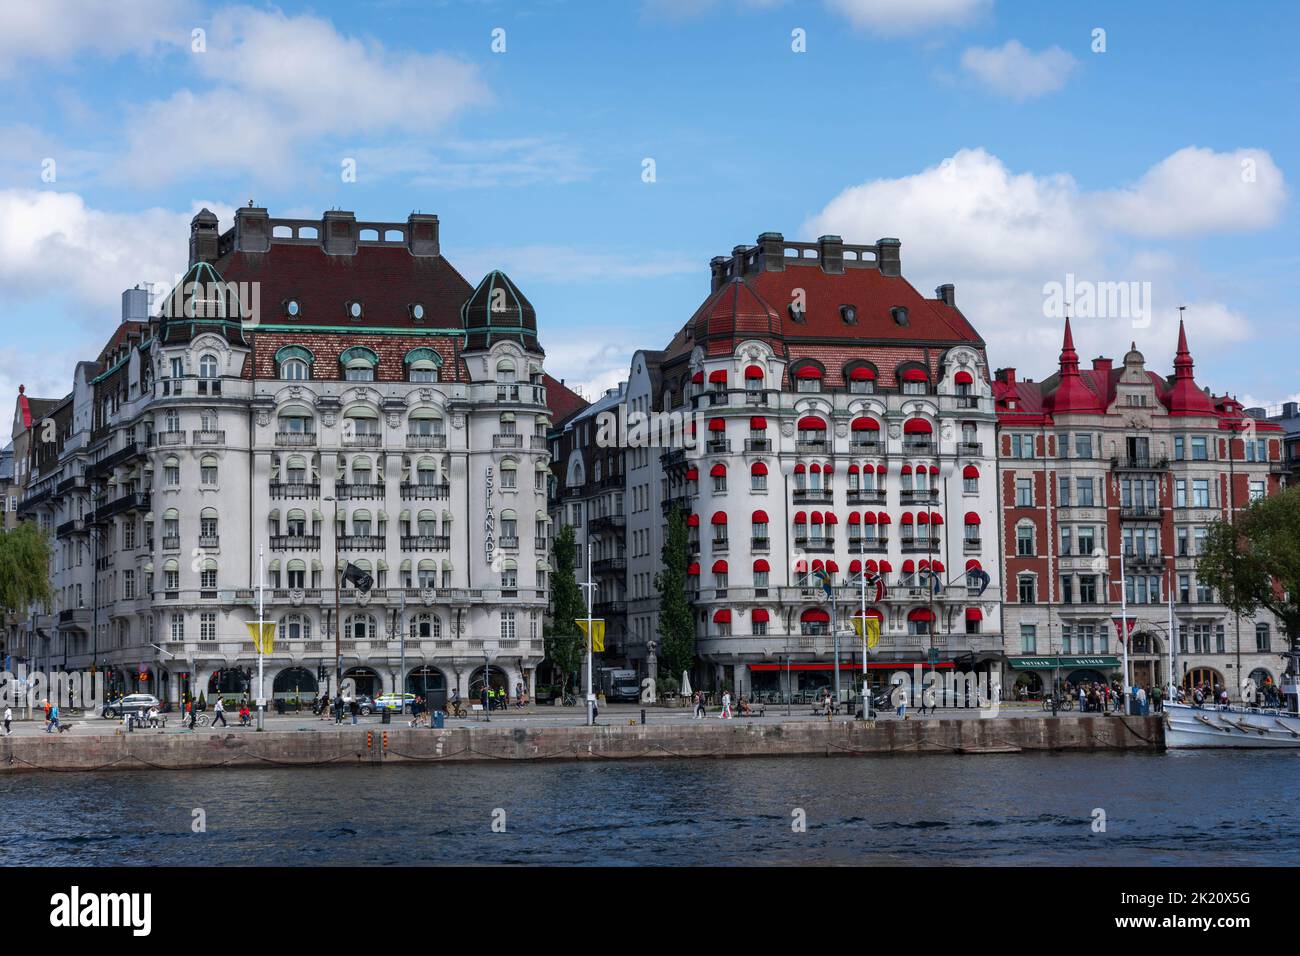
[257,544,265,731]
[1167,565,1177,703]
[1120,548,1130,714]
[860,533,867,716]
[585,541,594,727]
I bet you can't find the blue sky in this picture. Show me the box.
[1,0,1296,409]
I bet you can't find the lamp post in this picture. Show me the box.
[255,544,266,731]
[579,541,596,727]
[323,496,342,700]
[397,589,407,714]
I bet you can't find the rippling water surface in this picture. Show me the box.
[2,751,1292,866]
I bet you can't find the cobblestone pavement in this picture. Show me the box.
[0,700,1144,736]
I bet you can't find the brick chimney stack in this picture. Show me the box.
[321,209,358,256]
[407,212,440,257]
[876,237,901,277]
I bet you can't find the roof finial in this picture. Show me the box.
[17,384,24,395]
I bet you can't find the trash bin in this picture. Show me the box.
[433,710,445,729]
[380,710,391,724]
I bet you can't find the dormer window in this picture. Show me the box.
[788,303,805,323]
[285,299,301,318]
[347,301,363,320]
[840,305,857,325]
[891,306,909,327]
[409,303,425,322]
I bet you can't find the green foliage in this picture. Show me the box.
[544,524,585,693]
[655,507,696,680]
[1198,484,1300,643]
[0,521,52,617]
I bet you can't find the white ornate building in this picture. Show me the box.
[19,207,555,709]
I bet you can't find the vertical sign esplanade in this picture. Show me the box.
[485,465,496,565]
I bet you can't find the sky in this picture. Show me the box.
[1,0,1297,411]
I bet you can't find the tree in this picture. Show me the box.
[1198,485,1300,701]
[544,524,585,695]
[0,520,52,620]
[655,507,696,682]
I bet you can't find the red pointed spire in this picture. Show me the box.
[1050,317,1094,413]
[1059,317,1079,371]
[1165,320,1214,415]
[1173,319,1193,376]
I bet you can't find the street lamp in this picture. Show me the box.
[323,496,342,701]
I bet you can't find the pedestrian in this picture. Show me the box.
[185,698,196,729]
[693,691,705,719]
[47,703,60,733]
[3,705,10,735]
[42,697,50,724]
[515,682,524,708]
[497,686,507,711]
[719,690,732,719]
[480,684,490,714]
[349,697,359,725]
[894,682,907,720]
[334,694,345,725]
[212,696,227,727]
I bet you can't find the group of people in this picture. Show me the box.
[481,683,528,711]
[690,690,754,718]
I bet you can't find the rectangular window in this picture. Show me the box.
[170,614,184,641]
[1060,526,1072,556]
[201,612,217,641]
[1191,436,1208,460]
[1256,623,1270,652]
[1175,479,1187,508]
[1016,478,1033,507]
[1017,575,1035,604]
[1061,575,1073,604]
[1216,624,1226,654]
[1079,575,1097,604]
[1074,434,1092,459]
[1020,624,1037,654]
[1077,478,1095,507]
[1249,481,1265,502]
[1058,476,1071,506]
[1178,575,1190,603]
[1016,525,1034,556]
[1193,480,1210,508]
[123,570,135,600]
[500,612,516,641]
[1077,526,1095,556]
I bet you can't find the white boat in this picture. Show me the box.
[1164,701,1300,749]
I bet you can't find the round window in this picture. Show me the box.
[349,302,362,318]
[286,299,300,317]
[412,303,425,320]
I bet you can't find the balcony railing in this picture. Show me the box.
[847,488,886,504]
[400,483,450,499]
[339,535,385,550]
[661,494,692,515]
[198,535,219,549]
[794,537,835,552]
[400,535,450,551]
[498,536,519,550]
[343,433,383,449]
[1119,505,1161,520]
[958,441,983,456]
[494,433,523,449]
[848,440,881,454]
[901,488,939,503]
[56,518,86,536]
[793,487,834,503]
[588,513,626,533]
[795,440,827,455]
[710,538,729,553]
[161,536,180,551]
[903,441,935,455]
[271,535,320,550]
[192,429,225,445]
[706,439,731,454]
[751,536,770,551]
[275,431,317,447]
[405,433,447,449]
[270,482,320,499]
[900,537,942,553]
[156,431,186,446]
[744,438,771,452]
[338,483,382,499]
[1111,456,1169,471]
[593,557,627,574]
[964,537,982,551]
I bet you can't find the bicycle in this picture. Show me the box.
[447,701,467,719]
[1041,695,1075,712]
[561,692,577,707]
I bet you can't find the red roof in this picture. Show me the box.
[544,374,588,425]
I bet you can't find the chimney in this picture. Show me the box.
[321,209,358,256]
[816,235,844,275]
[234,205,271,253]
[189,208,219,266]
[935,283,956,307]
[995,367,1016,385]
[121,286,150,323]
[731,245,749,279]
[1284,401,1299,418]
[756,232,785,272]
[407,212,440,257]
[709,256,729,292]
[1092,357,1113,376]
[876,237,901,277]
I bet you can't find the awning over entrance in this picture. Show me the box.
[1007,656,1120,670]
[750,661,956,672]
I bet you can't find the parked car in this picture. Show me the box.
[342,694,375,716]
[373,693,416,713]
[102,694,161,719]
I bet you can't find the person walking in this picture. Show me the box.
[894,682,908,720]
[47,703,60,733]
[693,691,705,719]
[515,682,524,708]
[3,706,10,736]
[334,693,345,725]
[719,691,732,719]
[349,696,360,725]
[212,696,227,727]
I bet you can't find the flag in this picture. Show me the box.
[861,570,885,603]
[577,618,606,652]
[245,622,276,654]
[968,567,991,597]
[815,568,834,598]
[920,568,943,595]
[341,562,373,593]
[851,615,882,649]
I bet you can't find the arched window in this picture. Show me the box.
[287,558,306,588]
[277,405,315,436]
[199,507,218,543]
[409,612,442,640]
[200,454,218,485]
[404,347,442,383]
[791,361,824,392]
[408,408,444,440]
[278,613,312,642]
[496,359,517,383]
[416,457,438,487]
[344,407,380,438]
[275,345,314,381]
[199,353,218,379]
[281,358,308,380]
[345,613,376,641]
[501,458,518,490]
[340,346,379,382]
[285,456,307,485]
[163,456,181,487]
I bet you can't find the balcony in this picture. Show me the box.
[1125,551,1166,570]
[593,600,627,616]
[710,537,729,554]
[1111,456,1169,471]
[275,431,317,447]
[795,440,827,455]
[744,390,771,406]
[847,488,886,505]
[400,535,450,551]
[744,438,771,453]
[900,488,939,503]
[56,518,86,537]
[964,537,982,552]
[338,483,382,499]
[661,494,692,515]
[198,535,219,549]
[87,440,149,476]
[903,441,935,455]
[162,536,180,550]
[958,441,983,457]
[588,513,626,534]
[498,536,519,550]
[493,433,523,449]
[156,431,186,446]
[192,429,226,445]
[271,535,321,550]
[593,556,627,574]
[400,482,450,500]
[270,482,320,499]
[900,537,943,553]
[751,536,770,551]
[795,537,835,552]
[793,487,833,503]
[1119,505,1161,521]
[339,535,385,550]
[490,383,547,406]
[405,433,447,450]
[535,537,549,552]
[343,433,382,449]
[848,440,881,454]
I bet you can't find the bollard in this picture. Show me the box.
[640,708,646,725]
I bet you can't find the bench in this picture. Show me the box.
[736,701,766,717]
[809,700,843,717]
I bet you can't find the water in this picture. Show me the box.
[2,751,1294,866]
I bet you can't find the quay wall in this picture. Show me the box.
[0,716,1164,774]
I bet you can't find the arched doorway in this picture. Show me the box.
[1129,631,1163,689]
[1013,671,1043,699]
[342,666,381,698]
[469,665,509,702]
[208,667,251,700]
[1184,667,1225,694]
[406,666,446,710]
[273,666,318,704]
[1065,669,1108,687]
[1247,667,1277,705]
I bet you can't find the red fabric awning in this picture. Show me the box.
[909,608,935,622]
[966,607,983,621]
[849,559,862,573]
[752,609,770,623]
[861,512,876,524]
[797,416,826,430]
[709,463,726,477]
[902,368,928,382]
[751,461,768,476]
[825,561,839,573]
[930,513,943,525]
[928,465,939,475]
[901,464,913,475]
[964,511,981,525]
[744,365,764,380]
[932,560,945,573]
[901,513,914,524]
[708,369,728,383]
[904,418,932,434]
[849,366,876,381]
[954,371,974,385]
[753,558,770,573]
[749,416,767,430]
[810,463,821,473]
[794,511,807,524]
[918,559,931,570]
[801,609,830,623]
[751,510,769,523]
[851,417,879,431]
[902,560,916,573]
[877,512,891,524]
[878,560,893,573]
[711,511,728,525]
[794,463,806,474]
[917,512,929,524]
[691,371,703,384]
[708,418,725,431]
[848,512,861,524]
[686,562,700,575]
[686,514,700,527]
[848,464,860,474]
[962,464,979,479]
[854,608,885,621]
[685,467,698,480]
[824,512,838,525]
[713,609,731,623]
[794,559,808,573]
[811,512,824,524]
[712,560,728,574]
[795,366,823,379]
[966,559,982,571]
[875,464,887,475]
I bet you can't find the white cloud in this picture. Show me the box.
[540,338,631,404]
[1096,147,1287,239]
[803,146,1286,378]
[118,6,489,184]
[0,0,192,73]
[960,40,1077,100]
[825,0,991,34]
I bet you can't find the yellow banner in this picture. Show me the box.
[246,621,277,654]
[851,616,881,649]
[577,619,606,652]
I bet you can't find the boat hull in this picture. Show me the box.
[1163,702,1300,749]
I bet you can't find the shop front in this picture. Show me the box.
[1007,655,1121,699]
[747,660,957,704]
